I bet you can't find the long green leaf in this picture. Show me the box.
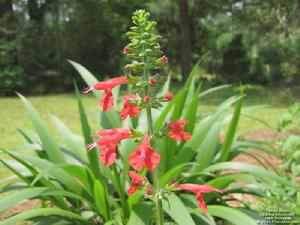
[219,95,243,162]
[51,115,87,163]
[127,203,151,225]
[8,151,94,200]
[160,74,171,96]
[195,120,222,170]
[174,95,243,166]
[183,83,202,133]
[0,187,90,213]
[163,194,196,225]
[0,149,69,209]
[206,173,255,189]
[208,205,257,225]
[202,162,299,191]
[74,84,101,179]
[17,94,65,163]
[199,84,232,98]
[69,60,101,99]
[160,163,195,186]
[94,180,110,220]
[71,61,121,130]
[0,208,89,225]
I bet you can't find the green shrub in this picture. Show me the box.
[0,67,24,94]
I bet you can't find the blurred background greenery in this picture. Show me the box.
[1,0,300,95]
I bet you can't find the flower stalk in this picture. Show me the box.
[82,9,222,223]
[143,64,164,224]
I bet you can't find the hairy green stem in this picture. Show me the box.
[143,65,164,225]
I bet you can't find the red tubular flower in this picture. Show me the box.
[82,77,128,111]
[95,128,132,137]
[120,94,141,120]
[160,56,168,63]
[87,128,131,166]
[168,120,191,141]
[144,96,151,103]
[123,47,129,54]
[165,92,174,101]
[129,134,160,171]
[127,171,145,195]
[178,183,223,213]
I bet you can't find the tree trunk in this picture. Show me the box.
[0,0,13,18]
[28,0,46,23]
[178,0,192,82]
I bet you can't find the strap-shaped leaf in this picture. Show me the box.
[51,115,87,163]
[74,84,102,180]
[203,162,300,191]
[69,60,101,99]
[219,95,243,162]
[0,187,89,213]
[18,94,65,164]
[94,180,110,220]
[0,208,89,225]
[208,205,257,225]
[163,194,196,225]
[8,151,94,201]
[199,84,231,98]
[194,120,222,170]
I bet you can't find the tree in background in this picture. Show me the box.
[221,33,251,83]
[178,0,192,81]
[1,0,300,95]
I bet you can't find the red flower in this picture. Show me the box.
[160,56,168,63]
[168,120,191,141]
[165,92,174,101]
[178,183,223,213]
[127,171,145,195]
[124,47,129,54]
[82,77,128,111]
[144,96,151,103]
[87,128,131,166]
[129,134,160,171]
[94,128,132,137]
[146,188,153,195]
[120,94,141,120]
[149,79,155,85]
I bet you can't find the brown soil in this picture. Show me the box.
[0,200,40,222]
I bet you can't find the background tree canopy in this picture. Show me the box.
[1,0,300,95]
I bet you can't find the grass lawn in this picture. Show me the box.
[0,86,297,151]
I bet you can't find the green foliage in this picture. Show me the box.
[0,67,24,94]
[2,1,300,95]
[1,7,298,224]
[221,34,251,83]
[256,102,300,216]
[0,61,295,224]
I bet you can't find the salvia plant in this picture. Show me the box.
[0,9,299,225]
